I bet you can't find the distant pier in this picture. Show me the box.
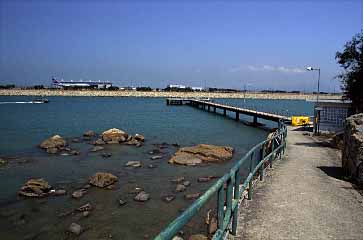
[166,98,291,124]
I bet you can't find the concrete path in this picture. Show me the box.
[236,127,363,240]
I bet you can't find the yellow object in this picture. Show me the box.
[291,116,310,126]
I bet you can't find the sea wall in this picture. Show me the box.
[342,113,363,184]
[0,89,342,100]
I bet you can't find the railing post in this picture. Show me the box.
[248,152,254,200]
[270,139,275,168]
[217,186,225,230]
[232,170,240,235]
[259,145,265,181]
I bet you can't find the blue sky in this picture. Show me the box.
[0,0,362,91]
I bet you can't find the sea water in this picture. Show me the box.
[0,96,313,239]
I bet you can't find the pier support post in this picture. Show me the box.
[208,105,210,112]
[253,115,258,125]
[235,112,239,121]
[223,109,226,116]
[213,107,216,113]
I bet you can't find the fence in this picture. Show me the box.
[154,120,288,240]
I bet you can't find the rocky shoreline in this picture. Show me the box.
[0,89,342,100]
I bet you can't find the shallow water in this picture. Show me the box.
[0,96,312,239]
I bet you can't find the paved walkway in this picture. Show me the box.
[236,127,363,240]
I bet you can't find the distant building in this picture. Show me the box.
[191,87,203,91]
[167,84,186,89]
[52,77,113,89]
[312,99,351,133]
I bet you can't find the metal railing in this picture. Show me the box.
[154,120,288,240]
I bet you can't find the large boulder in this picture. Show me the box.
[89,172,118,188]
[101,128,128,144]
[39,135,66,153]
[342,113,363,185]
[169,144,233,166]
[18,178,52,197]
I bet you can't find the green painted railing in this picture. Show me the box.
[154,120,288,240]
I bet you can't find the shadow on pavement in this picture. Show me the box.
[291,126,313,132]
[294,141,333,148]
[317,166,345,180]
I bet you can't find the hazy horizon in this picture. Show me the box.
[1,0,362,92]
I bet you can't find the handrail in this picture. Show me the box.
[154,119,288,240]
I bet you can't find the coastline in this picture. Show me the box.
[0,89,342,100]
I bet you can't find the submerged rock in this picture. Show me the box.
[171,177,185,183]
[68,223,82,236]
[182,181,191,187]
[40,135,66,153]
[134,191,150,202]
[18,179,52,197]
[162,194,176,203]
[118,199,127,206]
[91,146,104,152]
[169,144,233,166]
[83,130,96,137]
[197,176,219,183]
[89,172,118,188]
[175,184,186,192]
[77,203,92,212]
[0,158,8,166]
[54,189,67,196]
[72,189,87,199]
[185,193,201,200]
[101,128,128,144]
[92,139,105,145]
[126,161,142,168]
[101,152,112,158]
[151,155,163,160]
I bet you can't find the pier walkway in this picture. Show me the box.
[166,98,291,124]
[236,127,363,240]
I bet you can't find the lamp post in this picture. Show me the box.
[306,66,321,134]
[306,66,321,103]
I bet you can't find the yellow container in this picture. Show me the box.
[291,116,310,126]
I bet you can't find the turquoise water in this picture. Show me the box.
[0,96,312,239]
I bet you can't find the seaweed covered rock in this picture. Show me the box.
[18,178,52,197]
[89,172,118,188]
[169,144,233,166]
[101,128,128,144]
[39,135,66,154]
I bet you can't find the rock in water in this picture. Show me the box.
[93,139,105,145]
[151,155,163,160]
[118,199,127,206]
[54,189,67,196]
[77,203,92,212]
[89,172,118,188]
[83,130,96,137]
[175,184,186,192]
[134,191,150,202]
[185,193,201,200]
[72,189,87,199]
[125,161,142,168]
[91,146,104,152]
[68,223,82,236]
[39,135,66,153]
[18,179,52,197]
[134,134,145,142]
[169,144,233,166]
[162,195,175,203]
[101,128,128,144]
[0,158,8,166]
[171,177,185,183]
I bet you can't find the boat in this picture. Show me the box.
[32,97,49,103]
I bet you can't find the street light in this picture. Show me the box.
[306,66,321,134]
[306,66,321,103]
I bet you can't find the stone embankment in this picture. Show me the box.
[0,89,342,100]
[342,113,363,184]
